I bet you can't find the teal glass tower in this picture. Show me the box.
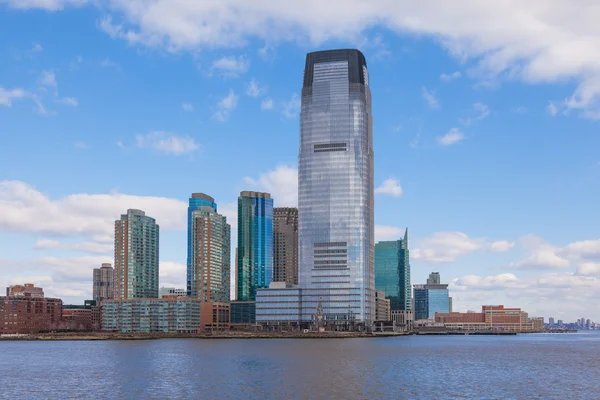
[414,272,450,320]
[187,193,217,297]
[374,229,411,311]
[237,191,273,301]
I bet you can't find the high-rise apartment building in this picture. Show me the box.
[298,49,374,325]
[189,205,231,303]
[237,191,273,301]
[273,207,299,285]
[374,229,411,311]
[93,263,114,303]
[114,209,159,300]
[414,272,450,320]
[187,193,217,297]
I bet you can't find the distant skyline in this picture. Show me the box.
[1,1,600,321]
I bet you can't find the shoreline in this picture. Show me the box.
[0,330,572,341]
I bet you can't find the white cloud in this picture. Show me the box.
[260,98,273,110]
[421,87,439,109]
[375,225,404,242]
[69,55,83,71]
[451,273,523,291]
[135,132,200,155]
[11,1,600,117]
[577,262,600,277]
[100,57,120,69]
[547,101,559,116]
[243,165,298,207]
[33,239,61,250]
[56,97,78,107]
[182,102,194,112]
[0,180,187,237]
[488,240,515,253]
[513,105,528,114]
[282,93,300,118]
[561,239,600,260]
[375,178,403,197]
[437,128,465,145]
[2,0,88,11]
[413,232,481,263]
[0,87,27,107]
[258,44,276,61]
[213,90,239,121]
[31,43,43,52]
[510,235,570,270]
[211,56,249,78]
[66,241,113,254]
[473,102,490,120]
[246,79,265,97]
[440,71,461,82]
[39,70,57,88]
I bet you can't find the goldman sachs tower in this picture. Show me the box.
[298,49,375,325]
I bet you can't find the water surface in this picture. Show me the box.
[1,332,599,399]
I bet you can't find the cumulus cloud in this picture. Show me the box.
[0,87,27,107]
[547,101,559,116]
[246,79,265,97]
[421,87,439,109]
[0,180,187,237]
[577,262,600,277]
[375,225,404,242]
[39,70,57,89]
[375,178,403,197]
[260,98,273,110]
[56,97,78,107]
[136,132,200,155]
[440,71,461,82]
[33,239,61,250]
[437,128,465,145]
[282,93,300,118]
[487,240,515,253]
[9,1,600,117]
[211,56,249,78]
[243,165,298,207]
[413,232,481,263]
[214,89,238,121]
[182,102,194,112]
[100,57,120,69]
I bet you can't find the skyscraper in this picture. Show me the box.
[114,209,159,299]
[414,272,450,320]
[237,191,273,301]
[187,193,217,297]
[375,229,411,311]
[298,49,374,324]
[273,207,299,286]
[189,205,231,303]
[93,263,114,303]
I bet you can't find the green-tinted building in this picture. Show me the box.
[114,209,159,300]
[237,191,273,301]
[374,229,411,311]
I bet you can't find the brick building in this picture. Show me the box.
[435,305,535,332]
[200,302,230,331]
[6,283,44,298]
[0,295,63,334]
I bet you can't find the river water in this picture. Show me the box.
[1,332,599,399]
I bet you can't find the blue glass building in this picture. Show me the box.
[413,272,450,320]
[237,191,273,301]
[374,229,411,311]
[187,193,217,297]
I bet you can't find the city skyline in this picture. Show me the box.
[2,3,600,321]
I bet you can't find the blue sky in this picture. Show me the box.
[1,1,600,321]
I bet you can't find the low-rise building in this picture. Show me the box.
[159,287,187,298]
[435,305,535,332]
[230,301,256,329]
[200,302,230,331]
[391,310,414,332]
[6,283,44,298]
[102,297,202,333]
[62,300,98,331]
[0,295,62,334]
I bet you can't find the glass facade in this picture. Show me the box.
[230,301,256,324]
[187,193,217,297]
[237,191,273,301]
[413,278,450,320]
[190,206,231,303]
[298,49,374,324]
[114,209,159,299]
[374,229,411,311]
[102,299,201,333]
